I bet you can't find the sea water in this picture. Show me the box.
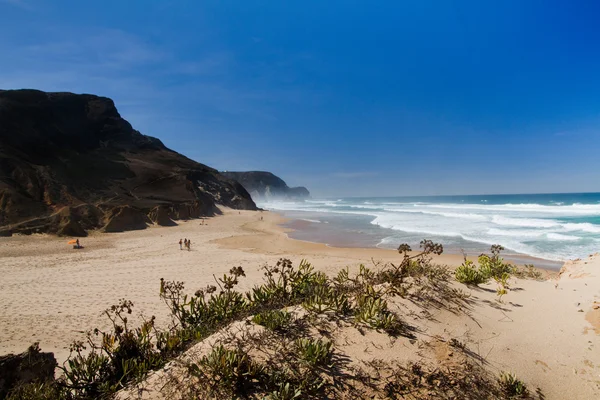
[258,193,600,264]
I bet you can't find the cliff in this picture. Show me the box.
[0,89,256,236]
[220,171,310,201]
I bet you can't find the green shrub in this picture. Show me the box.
[498,371,528,397]
[294,338,333,368]
[267,382,303,400]
[478,254,513,280]
[59,301,166,398]
[252,310,293,332]
[355,292,400,333]
[302,285,351,315]
[190,345,265,394]
[454,260,487,285]
[6,381,67,400]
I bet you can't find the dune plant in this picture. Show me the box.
[513,263,543,280]
[57,300,166,399]
[302,284,352,315]
[355,290,401,334]
[455,245,519,295]
[498,371,528,397]
[189,345,265,395]
[455,260,488,285]
[294,338,333,368]
[252,310,293,333]
[267,382,303,400]
[6,381,67,400]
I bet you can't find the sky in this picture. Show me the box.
[1,0,600,198]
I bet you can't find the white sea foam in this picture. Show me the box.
[546,233,580,241]
[259,198,600,261]
[487,228,543,238]
[562,223,600,233]
[491,216,559,228]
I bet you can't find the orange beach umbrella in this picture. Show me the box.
[67,239,77,244]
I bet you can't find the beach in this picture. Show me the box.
[1,209,443,364]
[1,209,599,398]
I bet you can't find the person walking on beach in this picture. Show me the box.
[179,239,183,250]
[76,239,80,249]
[187,239,191,251]
[184,238,188,250]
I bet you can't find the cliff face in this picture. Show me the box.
[0,89,256,236]
[221,171,310,201]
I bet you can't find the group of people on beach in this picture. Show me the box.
[179,238,191,251]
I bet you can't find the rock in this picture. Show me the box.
[148,205,177,226]
[0,89,257,235]
[104,206,151,232]
[57,219,87,236]
[221,171,310,201]
[0,343,57,398]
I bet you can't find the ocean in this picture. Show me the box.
[258,192,600,268]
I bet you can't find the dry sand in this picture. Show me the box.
[1,208,599,398]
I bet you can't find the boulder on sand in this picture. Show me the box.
[0,343,57,398]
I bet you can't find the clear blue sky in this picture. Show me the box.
[1,0,600,197]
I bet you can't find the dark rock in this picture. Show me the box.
[148,205,177,226]
[221,171,310,201]
[0,89,257,235]
[0,343,57,398]
[104,206,151,232]
[57,219,87,237]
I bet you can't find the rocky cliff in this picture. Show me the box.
[0,89,256,236]
[221,171,310,201]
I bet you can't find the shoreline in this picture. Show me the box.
[266,211,564,271]
[261,202,590,269]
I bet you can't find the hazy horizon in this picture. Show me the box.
[310,191,600,200]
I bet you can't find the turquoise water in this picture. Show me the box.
[259,193,600,263]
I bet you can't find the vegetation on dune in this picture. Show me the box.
[454,245,545,301]
[7,240,540,399]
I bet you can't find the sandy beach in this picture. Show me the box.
[1,209,599,398]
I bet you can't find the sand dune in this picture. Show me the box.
[1,208,599,399]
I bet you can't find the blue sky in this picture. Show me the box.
[1,0,600,197]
